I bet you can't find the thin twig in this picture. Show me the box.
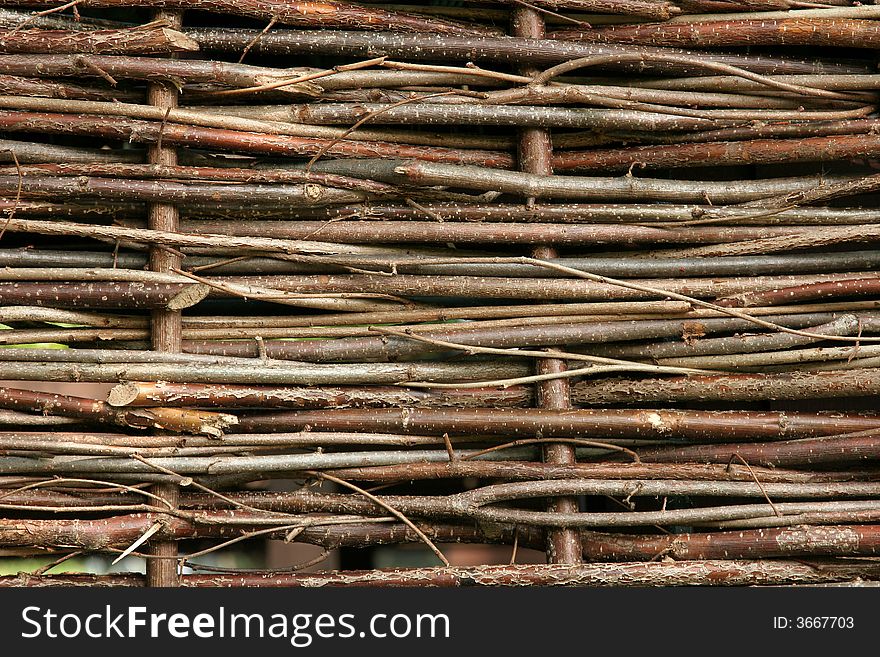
[727,454,781,518]
[32,550,84,576]
[307,470,450,566]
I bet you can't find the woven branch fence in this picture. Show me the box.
[1,0,880,587]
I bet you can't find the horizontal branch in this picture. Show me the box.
[234,408,880,442]
[0,0,488,35]
[107,381,532,409]
[187,29,865,76]
[0,359,530,385]
[582,525,880,560]
[6,560,880,586]
[382,158,851,203]
[552,19,880,49]
[0,23,198,55]
[574,369,880,404]
[554,134,880,173]
[0,388,236,437]
[0,281,208,309]
[0,110,511,167]
[181,311,845,360]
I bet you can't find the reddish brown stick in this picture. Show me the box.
[494,0,679,19]
[0,111,513,168]
[640,434,880,467]
[145,7,182,590]
[0,512,533,551]
[204,273,880,302]
[553,134,880,173]
[0,387,235,436]
[0,0,490,35]
[0,75,138,102]
[17,515,880,561]
[552,19,880,49]
[0,24,198,54]
[188,28,867,76]
[573,370,880,405]
[719,277,880,308]
[581,525,880,561]
[512,4,582,566]
[0,282,206,309]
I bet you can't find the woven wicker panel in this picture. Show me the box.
[1,1,880,587]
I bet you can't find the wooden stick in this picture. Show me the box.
[181,311,848,360]
[0,359,531,385]
[0,0,491,35]
[187,28,867,75]
[720,277,880,307]
[107,381,533,409]
[554,134,880,173]
[552,19,880,49]
[234,408,880,441]
[574,370,880,405]
[640,432,880,467]
[0,110,513,167]
[0,23,198,55]
[580,525,880,561]
[6,560,880,587]
[0,387,236,436]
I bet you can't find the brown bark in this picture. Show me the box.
[187,28,866,76]
[0,111,512,168]
[0,0,490,35]
[8,480,875,572]
[0,175,367,206]
[553,134,880,173]
[0,512,531,551]
[581,525,880,561]
[585,315,862,360]
[0,359,531,386]
[234,408,880,442]
[492,0,679,19]
[107,381,532,409]
[146,8,182,588]
[573,370,880,405]
[390,160,847,203]
[552,19,880,49]
[0,282,207,309]
[5,561,880,586]
[677,1,805,10]
[0,24,198,55]
[0,163,400,196]
[0,54,323,94]
[211,273,875,302]
[0,387,236,436]
[182,311,844,361]
[288,102,725,132]
[181,219,813,246]
[719,277,880,308]
[323,461,852,484]
[512,3,582,566]
[0,75,137,102]
[640,434,880,467]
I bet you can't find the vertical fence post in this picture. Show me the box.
[145,8,184,588]
[512,7,583,565]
